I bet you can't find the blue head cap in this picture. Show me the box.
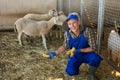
[66,13,79,22]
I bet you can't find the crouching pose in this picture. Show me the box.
[46,13,103,80]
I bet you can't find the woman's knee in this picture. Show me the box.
[66,57,80,76]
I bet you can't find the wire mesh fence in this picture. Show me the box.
[104,0,120,26]
[83,0,99,28]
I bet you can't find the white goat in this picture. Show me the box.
[58,11,67,22]
[14,17,61,50]
[108,21,120,66]
[23,9,57,21]
[50,11,68,38]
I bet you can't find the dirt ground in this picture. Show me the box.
[0,27,120,80]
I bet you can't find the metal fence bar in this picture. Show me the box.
[68,0,71,13]
[59,0,63,11]
[97,0,105,54]
[80,0,83,28]
[56,0,59,11]
[83,0,99,28]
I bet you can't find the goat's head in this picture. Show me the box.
[54,17,63,26]
[114,21,120,35]
[48,9,58,17]
[58,11,67,22]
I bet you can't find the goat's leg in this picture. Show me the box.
[118,53,120,67]
[108,48,112,61]
[41,34,48,50]
[18,32,23,46]
[50,31,53,37]
[59,30,62,39]
[55,30,59,38]
[107,47,110,60]
[25,34,33,45]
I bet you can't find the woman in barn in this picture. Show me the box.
[46,13,103,80]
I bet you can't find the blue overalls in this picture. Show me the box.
[65,27,102,76]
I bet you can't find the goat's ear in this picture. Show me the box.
[49,9,57,16]
[114,20,120,34]
[114,21,118,32]
[117,26,120,35]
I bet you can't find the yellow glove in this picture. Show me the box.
[66,47,75,57]
[42,53,50,58]
[42,52,56,59]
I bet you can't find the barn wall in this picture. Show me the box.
[0,0,57,30]
[62,0,80,14]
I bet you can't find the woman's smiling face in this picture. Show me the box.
[67,19,80,33]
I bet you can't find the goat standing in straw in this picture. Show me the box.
[14,16,62,50]
[108,21,120,66]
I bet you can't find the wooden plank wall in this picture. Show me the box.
[0,0,57,30]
